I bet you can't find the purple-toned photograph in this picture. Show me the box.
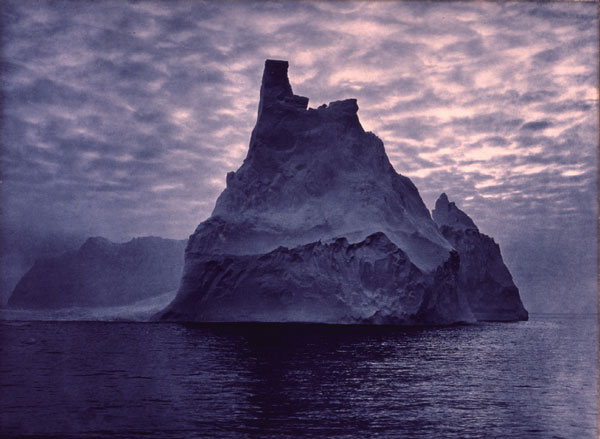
[1,1,597,438]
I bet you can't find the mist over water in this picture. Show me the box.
[0,291,175,322]
[1,314,596,438]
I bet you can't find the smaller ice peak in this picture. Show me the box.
[258,59,309,118]
[82,236,112,246]
[438,192,450,205]
[306,99,360,130]
[262,59,293,93]
[80,236,170,254]
[432,193,478,232]
[79,236,116,254]
[311,99,359,115]
[326,99,359,114]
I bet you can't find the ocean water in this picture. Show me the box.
[0,314,597,439]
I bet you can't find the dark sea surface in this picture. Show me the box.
[0,314,597,439]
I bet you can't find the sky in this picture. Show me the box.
[1,1,597,312]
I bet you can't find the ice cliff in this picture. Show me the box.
[7,237,185,309]
[156,59,527,324]
[433,194,528,321]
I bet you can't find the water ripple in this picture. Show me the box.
[0,315,597,438]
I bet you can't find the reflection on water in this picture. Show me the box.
[0,314,597,438]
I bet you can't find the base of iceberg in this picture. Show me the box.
[155,233,475,325]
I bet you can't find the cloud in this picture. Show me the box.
[532,48,562,64]
[519,90,558,104]
[447,113,524,135]
[9,78,88,106]
[537,99,593,114]
[520,120,553,131]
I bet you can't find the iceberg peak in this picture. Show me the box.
[433,193,478,232]
[258,59,309,119]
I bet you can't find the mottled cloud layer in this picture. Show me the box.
[1,1,597,311]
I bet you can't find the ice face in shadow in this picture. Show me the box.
[159,233,473,325]
[156,59,477,325]
[433,194,528,322]
[7,237,186,309]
